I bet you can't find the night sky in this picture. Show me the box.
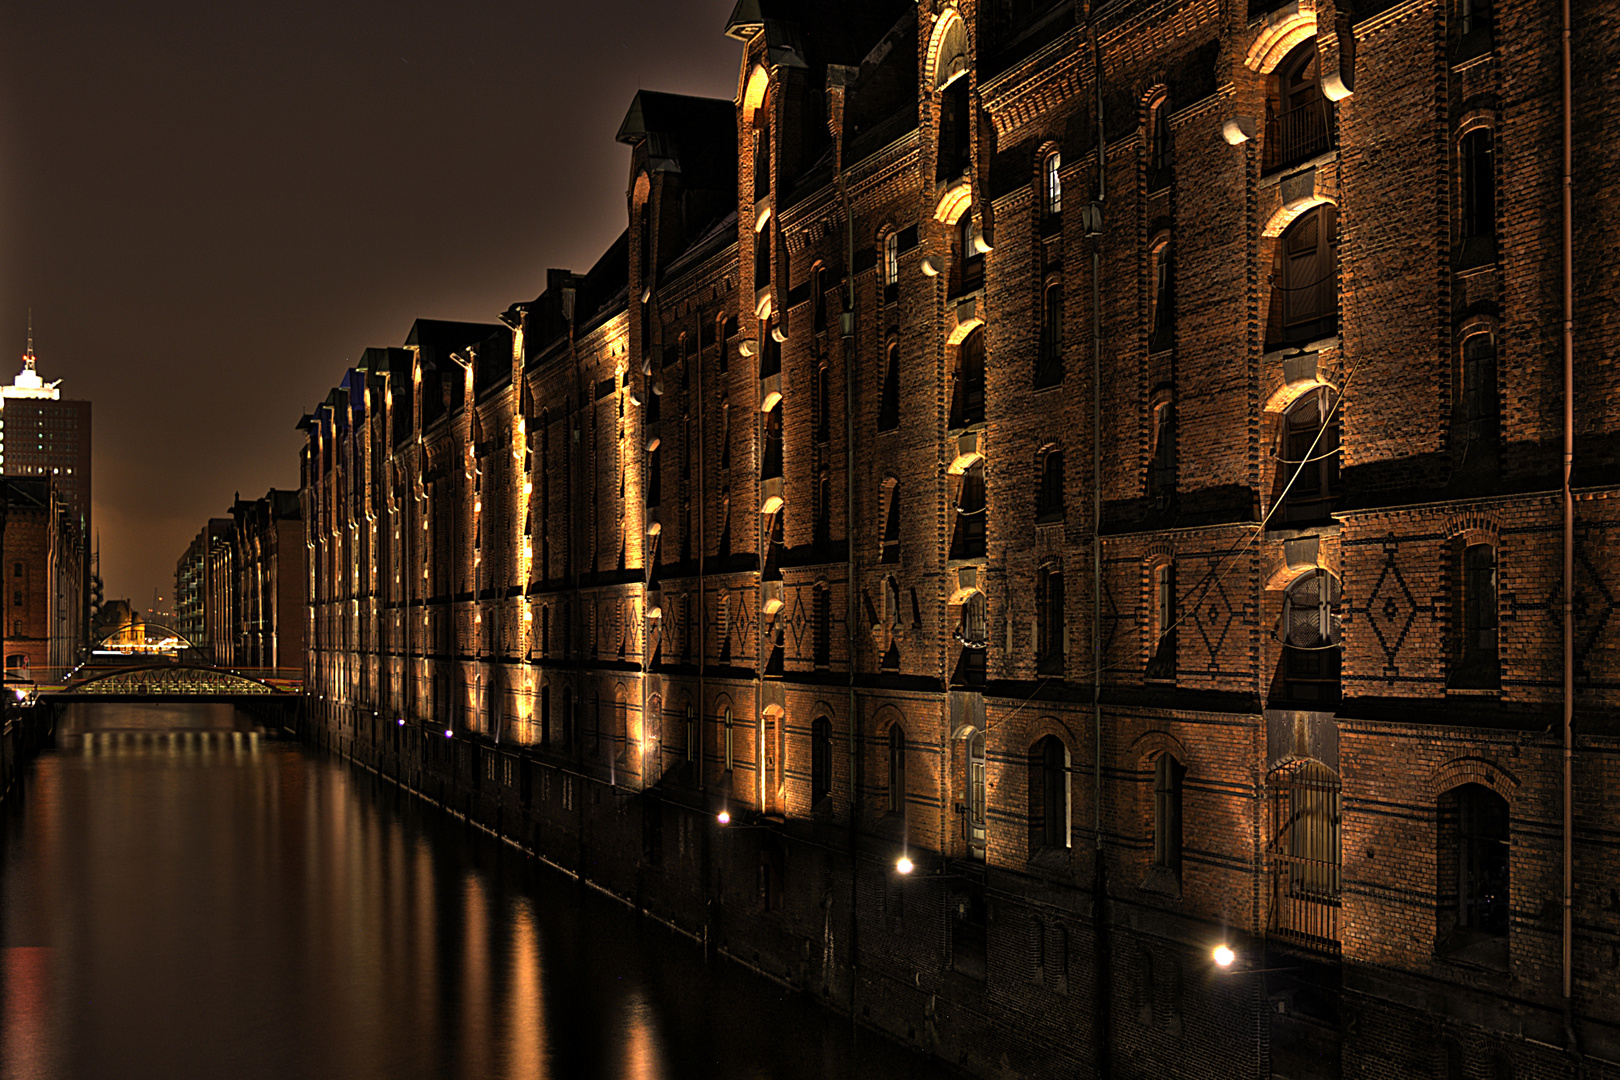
[0,0,738,613]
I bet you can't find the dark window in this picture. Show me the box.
[724,707,734,771]
[816,363,831,443]
[813,266,828,333]
[1037,280,1063,387]
[760,320,781,379]
[1148,399,1177,507]
[1442,783,1509,950]
[1147,97,1174,189]
[1461,129,1495,242]
[646,446,660,507]
[954,212,985,296]
[888,725,907,813]
[1154,754,1184,872]
[954,592,988,684]
[1036,566,1064,676]
[1462,333,1499,451]
[1030,736,1068,851]
[1147,562,1177,680]
[881,479,901,564]
[1454,543,1500,688]
[1264,41,1333,173]
[951,328,986,429]
[939,78,971,180]
[815,471,832,547]
[1036,449,1064,521]
[951,462,987,561]
[1268,206,1338,348]
[1277,388,1340,523]
[754,224,771,290]
[753,93,771,196]
[761,404,782,480]
[878,343,900,431]
[1149,236,1174,352]
[811,717,833,803]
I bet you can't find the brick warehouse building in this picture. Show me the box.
[298,2,1620,1077]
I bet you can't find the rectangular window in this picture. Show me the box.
[1147,562,1177,680]
[1153,755,1184,872]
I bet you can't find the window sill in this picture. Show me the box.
[1445,684,1501,697]
[1259,147,1338,186]
[1140,864,1182,899]
[1034,512,1064,526]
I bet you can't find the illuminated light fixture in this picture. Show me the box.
[628,391,643,406]
[641,356,653,376]
[645,436,660,452]
[652,380,664,396]
[920,257,941,277]
[646,521,661,537]
[646,605,662,620]
[523,482,532,495]
[738,338,758,358]
[760,494,784,515]
[397,718,405,726]
[896,856,914,875]
[444,729,454,739]
[717,810,732,825]
[1213,945,1235,968]
[759,389,782,412]
[474,501,481,512]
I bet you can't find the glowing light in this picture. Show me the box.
[444,729,454,739]
[717,810,731,825]
[397,718,406,726]
[896,857,914,875]
[1213,945,1235,968]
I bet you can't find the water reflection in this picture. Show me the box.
[1,703,950,1080]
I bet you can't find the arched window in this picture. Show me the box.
[1148,396,1177,508]
[888,724,907,813]
[1148,233,1174,351]
[1029,736,1070,851]
[1035,565,1064,676]
[646,444,660,508]
[815,470,832,547]
[937,51,971,179]
[880,477,901,564]
[1036,448,1064,521]
[1269,758,1342,945]
[1153,753,1184,872]
[950,327,986,429]
[815,361,831,443]
[1147,561,1177,680]
[813,264,828,334]
[1037,278,1063,387]
[1044,150,1062,216]
[1277,387,1340,523]
[883,231,900,295]
[1264,39,1332,173]
[755,218,771,290]
[879,341,900,431]
[1268,205,1338,348]
[1453,542,1500,689]
[954,210,984,296]
[1462,331,1499,453]
[1440,783,1509,960]
[1147,94,1174,188]
[950,461,987,561]
[761,402,783,480]
[753,87,772,196]
[811,716,833,803]
[954,590,989,685]
[1278,568,1342,705]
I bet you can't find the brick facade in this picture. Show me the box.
[299,2,1620,1076]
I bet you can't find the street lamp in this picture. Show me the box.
[1213,944,1235,968]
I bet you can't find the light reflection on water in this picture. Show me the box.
[1,703,951,1080]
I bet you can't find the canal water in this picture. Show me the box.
[1,703,951,1080]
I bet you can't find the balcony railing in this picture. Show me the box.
[1263,97,1335,174]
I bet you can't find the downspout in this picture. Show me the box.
[1089,27,1112,1080]
[836,136,862,1031]
[1560,0,1578,1056]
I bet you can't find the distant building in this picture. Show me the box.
[2,476,87,681]
[174,518,232,652]
[0,333,92,530]
[178,491,305,672]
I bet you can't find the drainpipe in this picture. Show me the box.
[1089,27,1112,1080]
[1560,0,1578,1056]
[834,110,862,1034]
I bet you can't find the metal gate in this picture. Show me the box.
[1268,758,1341,950]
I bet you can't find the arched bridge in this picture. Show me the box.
[48,663,300,703]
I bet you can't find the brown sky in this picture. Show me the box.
[0,0,739,612]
